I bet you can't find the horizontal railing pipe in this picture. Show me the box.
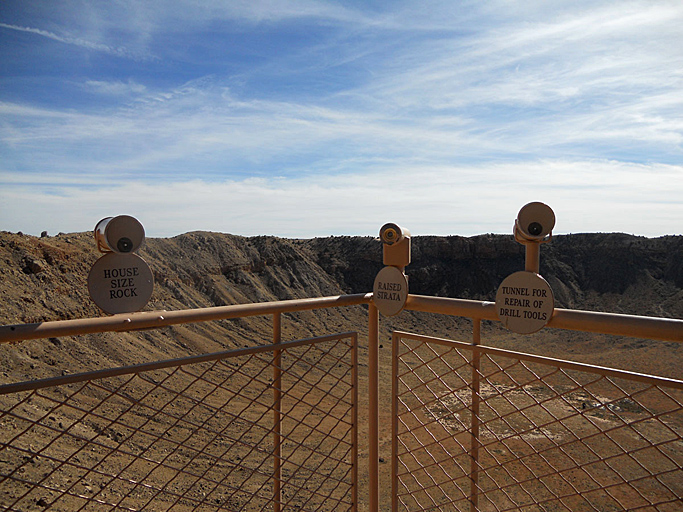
[405,294,683,343]
[0,293,373,344]
[405,295,499,321]
[2,292,681,344]
[548,307,683,342]
[0,332,356,395]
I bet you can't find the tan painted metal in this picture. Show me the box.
[513,202,554,274]
[0,293,373,344]
[523,241,541,273]
[5,293,678,347]
[1,330,359,511]
[405,295,683,342]
[94,215,146,254]
[368,303,380,512]
[380,223,411,271]
[469,319,481,512]
[273,312,282,512]
[2,290,682,512]
[391,330,683,511]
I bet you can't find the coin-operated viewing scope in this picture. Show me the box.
[514,202,555,274]
[514,202,555,243]
[95,215,146,254]
[373,223,411,317]
[88,215,154,315]
[380,223,409,245]
[496,202,556,334]
[380,223,411,271]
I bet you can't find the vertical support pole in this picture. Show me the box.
[352,333,359,512]
[470,319,481,512]
[273,313,282,512]
[524,242,540,274]
[391,332,399,512]
[368,303,380,512]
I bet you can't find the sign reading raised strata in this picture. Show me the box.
[373,265,408,317]
[495,271,554,334]
[88,253,154,315]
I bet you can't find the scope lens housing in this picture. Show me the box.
[527,222,543,237]
[117,237,134,252]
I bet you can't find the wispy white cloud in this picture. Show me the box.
[369,5,683,105]
[83,80,147,96]
[2,161,681,238]
[2,56,680,182]
[114,0,367,27]
[0,22,154,60]
[1,1,682,237]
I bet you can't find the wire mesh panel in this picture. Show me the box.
[392,332,683,512]
[276,335,358,511]
[0,333,357,512]
[392,333,477,511]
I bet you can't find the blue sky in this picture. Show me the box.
[1,1,682,238]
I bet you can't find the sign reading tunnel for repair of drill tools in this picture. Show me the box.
[88,252,154,315]
[495,271,554,334]
[373,265,408,316]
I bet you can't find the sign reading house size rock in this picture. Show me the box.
[88,252,154,315]
[373,265,408,316]
[495,271,554,334]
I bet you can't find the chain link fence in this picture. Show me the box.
[0,333,357,512]
[392,331,683,511]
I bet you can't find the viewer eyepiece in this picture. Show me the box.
[117,237,134,253]
[527,222,543,237]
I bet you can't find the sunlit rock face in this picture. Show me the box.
[0,230,681,381]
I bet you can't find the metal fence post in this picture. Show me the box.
[273,312,282,512]
[352,332,359,512]
[470,319,481,512]
[368,303,380,512]
[391,331,399,512]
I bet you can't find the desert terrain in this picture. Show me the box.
[1,230,682,510]
[1,230,681,379]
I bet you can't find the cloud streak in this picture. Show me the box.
[0,22,154,60]
[1,1,682,237]
[2,160,681,238]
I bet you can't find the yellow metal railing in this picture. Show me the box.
[1,293,682,511]
[392,330,683,511]
[0,331,358,511]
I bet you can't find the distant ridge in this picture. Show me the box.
[1,230,682,324]
[1,230,681,383]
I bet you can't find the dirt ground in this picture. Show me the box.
[1,230,682,510]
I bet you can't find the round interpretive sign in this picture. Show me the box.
[373,265,409,317]
[88,252,154,315]
[495,271,554,334]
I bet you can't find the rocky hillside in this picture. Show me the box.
[307,233,683,317]
[2,230,682,322]
[1,230,681,381]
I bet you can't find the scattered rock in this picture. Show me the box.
[22,257,46,275]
